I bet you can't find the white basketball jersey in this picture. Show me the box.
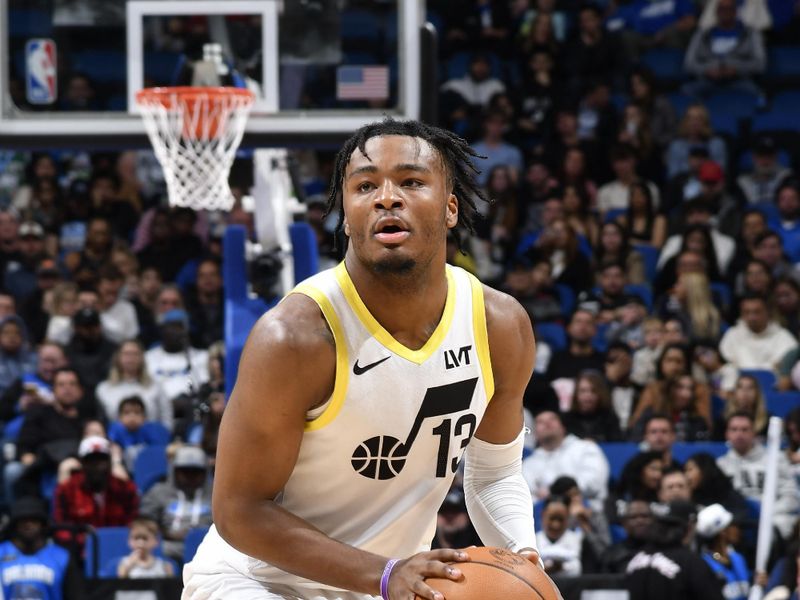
[190,262,494,590]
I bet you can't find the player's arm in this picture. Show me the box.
[463,286,538,557]
[213,294,465,600]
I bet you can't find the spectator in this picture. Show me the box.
[0,497,83,599]
[141,445,213,563]
[689,161,741,237]
[604,342,637,432]
[628,66,677,150]
[696,503,754,600]
[606,296,649,351]
[440,54,507,130]
[626,500,725,600]
[684,452,750,520]
[762,542,800,600]
[53,436,139,553]
[59,73,99,111]
[536,496,583,576]
[737,258,774,300]
[602,499,653,573]
[736,136,793,206]
[658,202,735,278]
[616,103,663,182]
[545,309,605,382]
[0,340,65,424]
[562,370,623,442]
[638,413,681,470]
[577,80,618,150]
[594,221,647,285]
[97,265,139,344]
[596,145,657,216]
[132,270,165,347]
[693,342,738,401]
[471,111,524,188]
[773,277,800,335]
[145,309,209,424]
[563,4,626,94]
[0,316,36,395]
[612,451,664,510]
[55,419,129,485]
[617,180,667,249]
[185,258,223,350]
[658,271,722,343]
[752,231,797,281]
[88,170,139,242]
[523,409,610,511]
[579,261,633,323]
[785,408,800,488]
[97,340,171,430]
[721,375,768,436]
[658,467,692,502]
[107,396,170,470]
[699,0,773,30]
[773,181,800,263]
[517,0,568,45]
[65,307,117,409]
[550,475,611,572]
[719,294,798,371]
[6,368,86,500]
[560,147,598,203]
[611,0,696,54]
[631,317,665,386]
[20,257,63,345]
[684,0,766,100]
[717,412,799,538]
[3,221,47,304]
[634,375,711,442]
[562,184,598,248]
[431,486,481,550]
[532,219,593,295]
[44,281,79,345]
[117,516,175,578]
[502,257,563,324]
[666,105,728,178]
[728,210,769,282]
[515,50,559,145]
[63,216,113,286]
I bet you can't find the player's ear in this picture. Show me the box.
[343,216,351,237]
[446,193,458,229]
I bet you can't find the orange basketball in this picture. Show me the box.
[416,547,562,600]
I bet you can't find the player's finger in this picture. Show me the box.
[426,549,470,563]
[412,579,445,600]
[421,559,463,581]
[519,549,540,564]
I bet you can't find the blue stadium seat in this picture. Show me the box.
[639,48,685,83]
[599,442,640,483]
[604,208,626,223]
[705,91,760,119]
[765,390,800,418]
[184,526,210,563]
[770,91,800,114]
[709,282,732,312]
[554,284,576,314]
[750,202,781,227]
[633,244,659,282]
[536,322,567,351]
[752,112,800,133]
[144,51,184,86]
[534,499,544,532]
[767,47,800,80]
[610,524,627,544]
[709,113,739,137]
[711,394,726,420]
[671,442,727,463]
[739,369,776,392]
[667,92,693,117]
[340,10,383,44]
[86,527,130,578]
[133,444,168,494]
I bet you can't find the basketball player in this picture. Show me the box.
[183,119,540,600]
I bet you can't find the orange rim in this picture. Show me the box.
[135,86,255,107]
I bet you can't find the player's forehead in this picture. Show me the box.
[346,135,444,176]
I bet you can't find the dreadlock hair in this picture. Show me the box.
[325,118,488,251]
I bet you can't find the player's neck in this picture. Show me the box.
[345,256,448,348]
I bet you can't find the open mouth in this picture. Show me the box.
[374,219,410,244]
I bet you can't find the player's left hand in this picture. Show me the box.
[518,548,542,569]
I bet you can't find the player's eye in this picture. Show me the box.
[402,179,423,187]
[357,181,375,193]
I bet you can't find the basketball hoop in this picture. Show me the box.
[135,86,255,212]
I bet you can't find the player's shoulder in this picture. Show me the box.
[480,283,533,340]
[247,293,334,359]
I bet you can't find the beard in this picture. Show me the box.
[372,255,416,275]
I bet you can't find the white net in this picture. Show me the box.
[135,87,255,211]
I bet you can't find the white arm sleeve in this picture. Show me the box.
[463,428,537,553]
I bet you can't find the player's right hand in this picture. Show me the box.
[387,549,470,600]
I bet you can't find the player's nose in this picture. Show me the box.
[374,179,403,210]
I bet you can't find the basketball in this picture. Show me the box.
[416,547,562,600]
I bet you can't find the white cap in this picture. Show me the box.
[78,436,111,458]
[696,503,733,538]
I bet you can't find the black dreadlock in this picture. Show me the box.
[324,118,488,251]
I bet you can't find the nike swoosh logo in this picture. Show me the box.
[353,356,391,375]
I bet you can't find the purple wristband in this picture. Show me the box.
[380,559,400,600]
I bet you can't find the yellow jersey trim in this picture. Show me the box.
[334,262,456,365]
[468,273,495,402]
[289,284,349,431]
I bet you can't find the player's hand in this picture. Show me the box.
[519,548,541,566]
[388,549,469,600]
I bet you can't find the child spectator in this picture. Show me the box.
[44,281,78,345]
[108,396,171,469]
[536,495,583,576]
[117,516,175,578]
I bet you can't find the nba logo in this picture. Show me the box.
[26,39,57,105]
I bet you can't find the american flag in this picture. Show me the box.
[336,66,389,100]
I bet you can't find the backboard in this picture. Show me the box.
[0,0,431,148]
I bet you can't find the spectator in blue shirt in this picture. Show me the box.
[108,395,170,470]
[683,0,766,100]
[471,110,524,188]
[611,0,697,56]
